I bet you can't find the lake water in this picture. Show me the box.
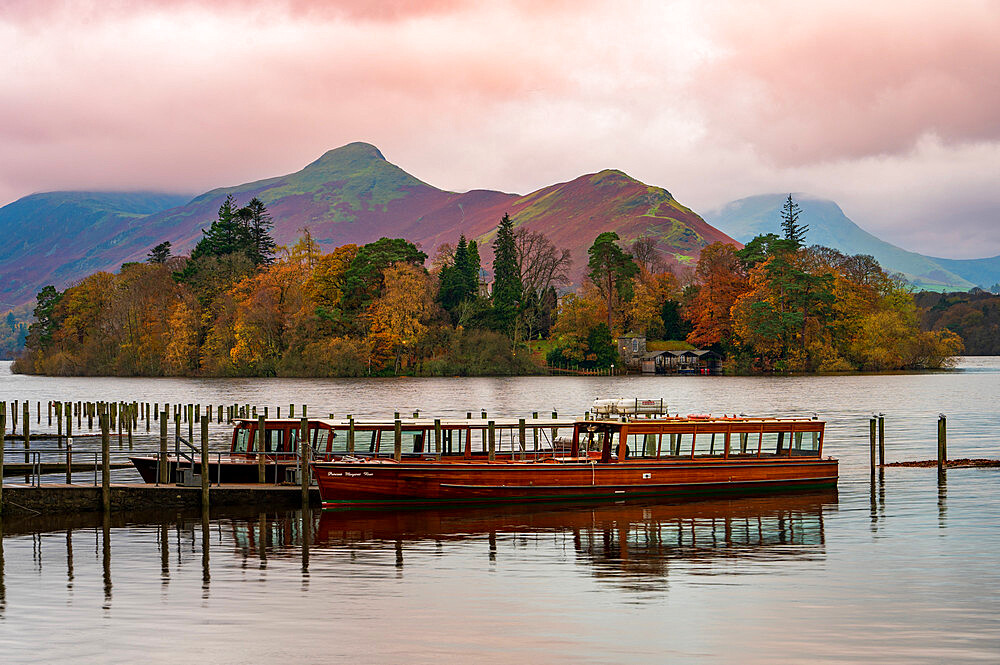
[1,360,999,663]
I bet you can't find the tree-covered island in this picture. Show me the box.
[13,195,961,377]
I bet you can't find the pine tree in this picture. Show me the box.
[491,214,522,336]
[190,195,252,260]
[465,240,481,296]
[780,194,808,247]
[147,241,172,264]
[242,197,276,265]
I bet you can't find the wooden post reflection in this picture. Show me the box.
[101,513,112,607]
[937,469,947,527]
[201,506,210,590]
[258,513,267,568]
[301,504,310,576]
[160,523,169,583]
[66,528,74,590]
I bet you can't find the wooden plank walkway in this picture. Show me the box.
[2,462,133,477]
[0,483,320,515]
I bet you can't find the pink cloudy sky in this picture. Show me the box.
[2,0,998,257]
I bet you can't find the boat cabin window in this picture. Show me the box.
[441,429,464,455]
[267,429,284,453]
[234,427,250,453]
[625,433,661,458]
[728,431,760,457]
[790,430,821,456]
[666,433,691,457]
[692,430,725,457]
[376,429,427,456]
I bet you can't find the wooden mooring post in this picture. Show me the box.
[869,417,876,473]
[159,410,169,484]
[22,400,29,463]
[938,415,947,472]
[257,415,266,483]
[201,415,209,510]
[101,408,110,514]
[394,418,402,462]
[300,417,309,505]
[488,420,496,462]
[434,418,442,459]
[347,417,355,454]
[878,414,885,467]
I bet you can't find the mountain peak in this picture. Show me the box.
[307,142,386,170]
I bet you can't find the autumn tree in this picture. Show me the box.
[587,232,638,332]
[685,242,747,348]
[341,238,427,313]
[364,263,435,373]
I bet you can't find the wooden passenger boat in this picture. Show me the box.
[311,414,838,508]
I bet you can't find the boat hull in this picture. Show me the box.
[130,456,299,484]
[311,458,839,508]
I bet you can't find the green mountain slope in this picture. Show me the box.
[0,191,191,309]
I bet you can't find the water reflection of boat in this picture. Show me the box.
[311,492,834,544]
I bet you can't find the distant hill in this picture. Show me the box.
[925,255,1000,292]
[0,191,192,309]
[0,142,738,310]
[703,194,982,292]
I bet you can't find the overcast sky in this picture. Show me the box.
[3,0,998,258]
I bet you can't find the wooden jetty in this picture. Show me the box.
[0,483,320,516]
